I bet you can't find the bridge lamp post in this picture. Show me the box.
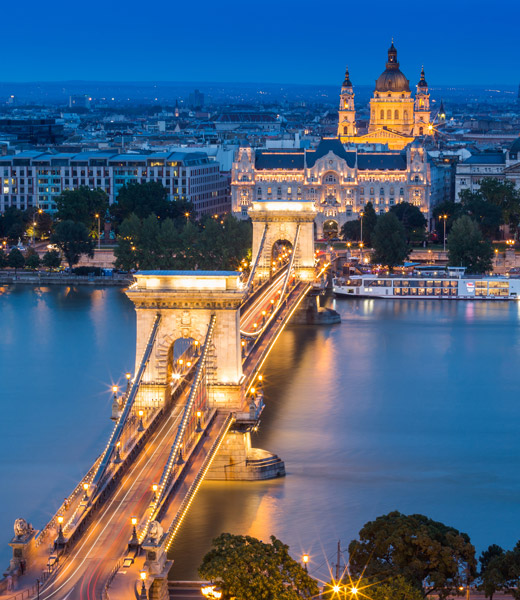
[112,385,118,401]
[129,517,139,549]
[138,410,145,432]
[194,340,200,356]
[55,515,66,548]
[125,372,132,393]
[152,483,158,501]
[241,340,246,357]
[261,310,266,325]
[139,570,148,599]
[302,553,309,572]
[196,411,203,433]
[114,441,123,464]
[82,483,89,502]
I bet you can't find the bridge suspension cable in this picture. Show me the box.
[240,224,301,338]
[141,314,217,541]
[244,223,268,293]
[90,313,162,493]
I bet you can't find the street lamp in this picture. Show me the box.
[129,517,139,549]
[139,570,147,599]
[152,483,158,501]
[56,515,66,548]
[112,385,118,400]
[302,553,309,571]
[95,213,100,250]
[125,372,132,392]
[82,483,89,502]
[196,410,203,433]
[360,210,364,246]
[440,214,448,252]
[138,410,144,432]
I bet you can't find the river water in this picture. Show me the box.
[1,286,520,579]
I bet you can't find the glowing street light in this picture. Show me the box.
[55,515,66,547]
[302,553,309,571]
[152,483,158,501]
[125,372,132,392]
[95,213,100,250]
[139,570,147,599]
[138,410,144,432]
[196,410,203,433]
[440,214,448,252]
[129,516,139,549]
[82,482,89,502]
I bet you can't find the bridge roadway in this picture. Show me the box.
[3,269,308,600]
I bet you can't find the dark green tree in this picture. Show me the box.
[479,545,506,600]
[56,187,109,230]
[348,511,476,599]
[51,220,94,270]
[479,178,520,233]
[8,247,25,274]
[25,248,41,270]
[447,216,493,273]
[369,576,424,600]
[341,202,377,245]
[459,190,502,239]
[199,533,319,600]
[432,201,464,240]
[0,207,25,239]
[371,212,409,270]
[113,213,142,271]
[0,249,7,268]
[390,202,427,244]
[42,250,62,271]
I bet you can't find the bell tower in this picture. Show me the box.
[414,67,432,136]
[337,67,356,140]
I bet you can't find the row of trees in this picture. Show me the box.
[114,213,252,271]
[341,200,495,273]
[0,247,61,271]
[199,512,515,600]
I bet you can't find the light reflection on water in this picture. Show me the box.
[1,289,520,581]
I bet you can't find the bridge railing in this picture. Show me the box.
[141,314,217,541]
[162,411,235,552]
[244,223,268,293]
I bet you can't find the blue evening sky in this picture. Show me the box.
[1,0,519,85]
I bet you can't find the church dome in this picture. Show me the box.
[375,42,410,93]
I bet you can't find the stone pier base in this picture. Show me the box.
[206,430,285,480]
[291,294,341,325]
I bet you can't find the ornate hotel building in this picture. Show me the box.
[231,138,430,236]
[338,42,433,150]
[231,43,433,235]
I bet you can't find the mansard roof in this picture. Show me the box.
[254,149,305,170]
[358,152,407,170]
[463,153,505,165]
[305,137,356,168]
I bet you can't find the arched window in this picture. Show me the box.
[257,187,262,197]
[390,187,394,195]
[380,187,384,195]
[380,109,384,120]
[387,109,391,120]
[419,127,424,135]
[343,126,348,134]
[404,110,408,121]
[370,187,374,195]
[394,109,399,120]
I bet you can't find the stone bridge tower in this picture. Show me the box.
[126,271,245,410]
[249,200,316,283]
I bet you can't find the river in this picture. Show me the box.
[1,286,520,579]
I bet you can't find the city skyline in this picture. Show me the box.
[1,0,519,85]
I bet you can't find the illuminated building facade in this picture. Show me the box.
[338,43,433,150]
[231,138,431,236]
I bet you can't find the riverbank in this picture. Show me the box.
[0,271,132,286]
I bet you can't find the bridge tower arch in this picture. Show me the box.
[249,200,316,284]
[126,271,246,410]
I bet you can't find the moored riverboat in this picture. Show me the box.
[333,267,520,300]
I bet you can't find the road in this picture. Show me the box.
[37,399,187,600]
[240,269,290,334]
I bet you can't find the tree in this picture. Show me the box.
[390,202,427,244]
[56,187,109,230]
[479,178,520,234]
[199,533,318,600]
[25,248,41,270]
[42,250,62,271]
[369,576,424,600]
[479,545,505,600]
[371,212,409,270]
[459,190,502,239]
[0,249,7,268]
[348,511,476,599]
[341,202,377,245]
[51,220,94,269]
[447,216,493,273]
[8,247,25,274]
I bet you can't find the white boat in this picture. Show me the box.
[333,267,520,300]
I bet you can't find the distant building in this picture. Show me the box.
[0,118,65,145]
[69,95,91,109]
[0,150,230,216]
[429,153,459,205]
[188,89,204,110]
[215,112,281,133]
[231,137,431,236]
[337,42,434,150]
[454,137,520,200]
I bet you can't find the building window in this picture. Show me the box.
[380,187,384,195]
[404,110,408,121]
[380,110,384,120]
[387,109,391,120]
[370,187,374,195]
[287,187,292,195]
[394,110,399,120]
[399,188,404,196]
[267,187,272,195]
[390,187,394,195]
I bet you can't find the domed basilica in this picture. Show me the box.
[338,42,433,150]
